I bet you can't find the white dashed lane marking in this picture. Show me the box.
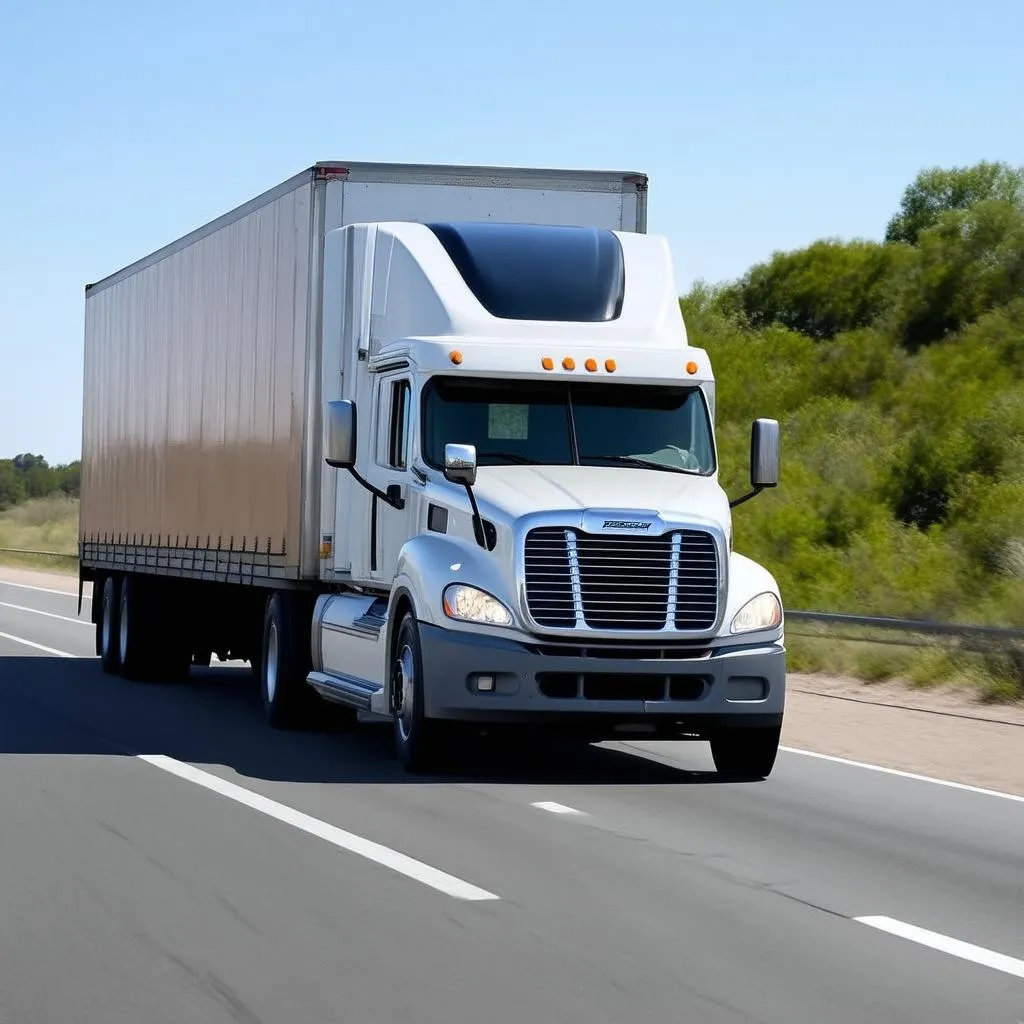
[856,916,1024,980]
[531,801,587,816]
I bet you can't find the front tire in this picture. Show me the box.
[709,724,782,780]
[392,611,448,774]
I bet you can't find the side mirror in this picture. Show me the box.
[750,418,780,488]
[444,443,478,487]
[325,400,357,469]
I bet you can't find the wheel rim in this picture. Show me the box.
[266,621,279,703]
[119,593,128,663]
[395,644,416,742]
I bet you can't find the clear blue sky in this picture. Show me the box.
[1,0,1021,464]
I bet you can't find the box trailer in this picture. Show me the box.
[80,160,787,777]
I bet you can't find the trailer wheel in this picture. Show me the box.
[391,611,449,774]
[117,575,154,681]
[709,724,782,780]
[99,576,121,674]
[261,592,317,729]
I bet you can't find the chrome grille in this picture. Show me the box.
[524,527,719,631]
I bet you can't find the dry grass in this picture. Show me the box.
[0,495,79,572]
[786,630,1024,704]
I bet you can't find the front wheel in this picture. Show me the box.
[709,724,782,780]
[391,611,449,774]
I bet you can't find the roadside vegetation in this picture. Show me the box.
[0,453,80,510]
[0,455,80,571]
[691,160,1024,699]
[0,493,79,572]
[3,161,1022,698]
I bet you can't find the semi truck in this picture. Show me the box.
[78,160,786,777]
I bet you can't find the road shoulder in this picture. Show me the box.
[785,673,1024,797]
[0,566,89,596]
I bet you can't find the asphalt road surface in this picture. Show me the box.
[2,576,1023,1023]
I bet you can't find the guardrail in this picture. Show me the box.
[1,547,1022,645]
[786,610,1024,642]
[0,546,78,560]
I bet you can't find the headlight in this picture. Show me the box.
[442,584,513,627]
[730,592,782,634]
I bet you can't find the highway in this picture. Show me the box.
[2,574,1022,1023]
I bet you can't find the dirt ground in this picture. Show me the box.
[784,674,1024,796]
[3,566,1022,796]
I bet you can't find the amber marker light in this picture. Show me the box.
[450,350,463,365]
[605,359,617,373]
[585,358,598,372]
[686,360,698,375]
[562,356,576,370]
[541,356,554,370]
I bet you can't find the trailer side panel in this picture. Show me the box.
[80,179,316,582]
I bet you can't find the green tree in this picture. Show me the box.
[884,161,1024,246]
[0,454,82,506]
[715,239,912,340]
[56,462,82,497]
[885,199,1024,349]
[0,461,26,510]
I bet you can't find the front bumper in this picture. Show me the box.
[418,622,785,738]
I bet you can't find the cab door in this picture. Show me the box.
[368,372,423,583]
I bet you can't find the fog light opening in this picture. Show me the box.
[474,674,496,693]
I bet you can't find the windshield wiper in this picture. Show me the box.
[581,454,695,475]
[475,451,545,465]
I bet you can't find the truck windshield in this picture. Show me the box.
[421,377,716,475]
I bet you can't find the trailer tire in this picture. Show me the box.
[117,575,152,680]
[391,611,449,774]
[99,576,121,674]
[261,592,317,729]
[709,724,782,780]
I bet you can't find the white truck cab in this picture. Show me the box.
[307,219,784,775]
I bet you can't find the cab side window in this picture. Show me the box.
[387,380,411,470]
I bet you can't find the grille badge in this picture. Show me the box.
[602,520,652,531]
[582,509,664,536]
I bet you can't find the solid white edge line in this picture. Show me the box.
[0,601,91,626]
[856,916,1024,980]
[0,579,90,600]
[780,746,1024,804]
[531,801,586,816]
[138,754,500,902]
[0,630,75,657]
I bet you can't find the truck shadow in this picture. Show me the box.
[1,656,734,786]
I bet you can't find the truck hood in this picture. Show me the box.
[470,465,730,525]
